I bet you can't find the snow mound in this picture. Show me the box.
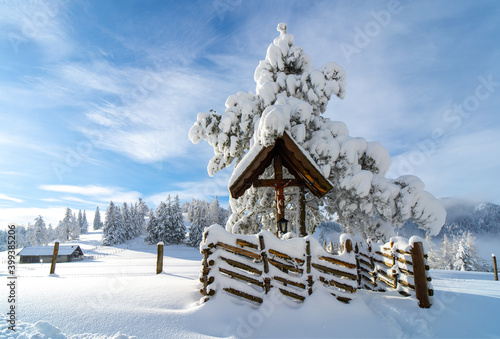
[0,315,137,339]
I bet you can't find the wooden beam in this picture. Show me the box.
[251,179,303,187]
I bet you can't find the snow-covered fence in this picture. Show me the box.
[354,236,433,307]
[200,225,433,308]
[200,225,357,305]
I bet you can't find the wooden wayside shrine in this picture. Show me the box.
[229,131,333,236]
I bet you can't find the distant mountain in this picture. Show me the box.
[398,199,500,238]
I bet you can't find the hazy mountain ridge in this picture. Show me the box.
[398,199,500,238]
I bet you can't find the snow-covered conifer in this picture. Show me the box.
[31,215,48,246]
[122,202,133,240]
[189,23,446,240]
[146,209,158,244]
[170,195,187,244]
[69,211,80,240]
[81,210,89,234]
[155,201,169,243]
[188,200,209,247]
[93,206,103,230]
[77,210,83,233]
[46,223,55,243]
[103,201,124,245]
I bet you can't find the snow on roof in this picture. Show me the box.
[229,142,265,189]
[18,245,84,256]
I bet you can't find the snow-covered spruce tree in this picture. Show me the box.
[59,208,79,241]
[31,215,48,246]
[154,201,170,244]
[46,224,55,243]
[208,196,228,226]
[77,210,83,233]
[93,206,103,230]
[146,209,158,244]
[81,210,89,234]
[189,23,446,240]
[170,195,187,244]
[187,200,210,247]
[122,202,134,241]
[135,198,149,235]
[103,201,124,245]
[69,211,80,240]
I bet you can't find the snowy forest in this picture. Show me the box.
[0,196,229,251]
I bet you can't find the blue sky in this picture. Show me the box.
[1,0,499,228]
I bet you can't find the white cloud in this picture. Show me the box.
[39,185,141,204]
[0,206,67,229]
[0,193,23,203]
[0,0,73,59]
[147,171,231,206]
[389,129,500,203]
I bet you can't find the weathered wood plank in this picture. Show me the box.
[398,279,415,290]
[319,276,356,293]
[318,255,357,269]
[268,248,305,265]
[216,242,261,260]
[219,267,263,287]
[274,275,306,289]
[236,238,259,249]
[311,263,357,280]
[331,293,351,304]
[279,288,305,302]
[377,277,397,289]
[223,287,263,304]
[373,257,393,268]
[220,256,262,275]
[268,258,303,274]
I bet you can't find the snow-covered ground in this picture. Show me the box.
[1,231,499,338]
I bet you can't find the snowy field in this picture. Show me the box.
[1,231,499,338]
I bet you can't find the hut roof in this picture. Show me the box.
[229,131,333,199]
[18,245,84,257]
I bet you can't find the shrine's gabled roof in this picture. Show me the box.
[229,131,333,199]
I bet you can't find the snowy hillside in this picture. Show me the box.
[1,230,499,338]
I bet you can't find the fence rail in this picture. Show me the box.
[200,225,433,308]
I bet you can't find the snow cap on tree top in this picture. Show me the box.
[277,22,287,34]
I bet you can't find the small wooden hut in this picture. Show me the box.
[229,131,333,236]
[18,245,84,263]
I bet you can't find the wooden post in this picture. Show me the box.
[274,155,285,234]
[345,239,353,253]
[411,242,431,308]
[49,242,59,275]
[493,254,498,281]
[298,187,307,237]
[156,242,164,274]
[306,240,313,295]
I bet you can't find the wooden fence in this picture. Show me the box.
[200,225,433,308]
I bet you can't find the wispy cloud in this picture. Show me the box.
[389,129,500,201]
[0,0,73,59]
[39,184,141,204]
[0,206,68,227]
[0,193,23,203]
[147,170,231,206]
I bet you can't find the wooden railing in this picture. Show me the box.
[200,225,432,308]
